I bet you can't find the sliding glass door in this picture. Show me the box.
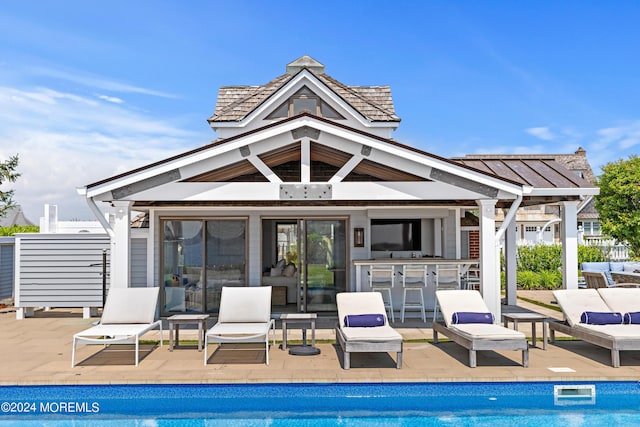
[262,217,347,312]
[161,218,246,315]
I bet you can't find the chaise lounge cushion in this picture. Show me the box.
[337,293,402,342]
[436,290,526,340]
[597,288,640,314]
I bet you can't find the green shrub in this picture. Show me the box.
[516,271,541,289]
[578,244,608,263]
[538,269,562,289]
[517,244,562,272]
[0,225,39,236]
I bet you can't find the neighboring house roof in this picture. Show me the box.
[208,55,400,124]
[0,206,35,227]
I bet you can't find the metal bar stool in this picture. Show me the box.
[368,264,395,322]
[399,264,427,322]
[432,263,461,322]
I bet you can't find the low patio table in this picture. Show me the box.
[168,314,210,351]
[502,312,548,350]
[280,313,319,354]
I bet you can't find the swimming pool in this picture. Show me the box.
[0,381,639,426]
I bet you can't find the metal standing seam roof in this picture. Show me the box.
[208,70,400,123]
[453,157,596,190]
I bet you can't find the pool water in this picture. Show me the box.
[0,382,639,426]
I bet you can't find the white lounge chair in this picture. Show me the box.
[204,286,276,366]
[71,287,162,367]
[550,288,640,368]
[432,290,529,367]
[335,292,403,369]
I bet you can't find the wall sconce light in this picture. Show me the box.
[353,227,365,247]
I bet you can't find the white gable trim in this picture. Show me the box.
[215,70,397,132]
[84,115,523,201]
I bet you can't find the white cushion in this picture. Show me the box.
[436,290,490,328]
[340,325,402,341]
[451,324,525,339]
[337,292,388,328]
[217,286,271,323]
[100,288,159,324]
[598,288,640,314]
[552,289,610,327]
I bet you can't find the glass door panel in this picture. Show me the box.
[205,220,247,312]
[162,220,203,313]
[302,219,347,312]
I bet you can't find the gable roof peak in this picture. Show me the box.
[286,55,325,75]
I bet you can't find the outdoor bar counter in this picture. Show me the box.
[353,258,478,292]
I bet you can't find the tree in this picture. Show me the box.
[595,155,640,257]
[0,155,20,218]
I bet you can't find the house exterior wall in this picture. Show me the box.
[148,205,464,313]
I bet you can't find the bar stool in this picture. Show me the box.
[399,264,427,322]
[368,264,395,322]
[432,263,461,322]
[464,264,480,290]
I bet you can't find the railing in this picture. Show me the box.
[582,237,630,261]
[514,236,630,261]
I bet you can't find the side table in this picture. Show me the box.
[503,312,548,350]
[168,314,210,351]
[280,313,320,355]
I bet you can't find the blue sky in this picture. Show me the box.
[1,1,639,221]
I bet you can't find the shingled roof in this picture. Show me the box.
[208,55,400,124]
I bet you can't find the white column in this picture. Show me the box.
[248,214,261,287]
[301,137,311,183]
[561,200,580,289]
[110,201,132,288]
[434,218,442,257]
[454,208,461,259]
[504,215,517,305]
[477,199,499,320]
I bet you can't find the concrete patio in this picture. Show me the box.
[2,291,640,386]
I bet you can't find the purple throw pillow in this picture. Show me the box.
[623,312,640,324]
[451,312,494,324]
[344,314,385,327]
[580,311,623,325]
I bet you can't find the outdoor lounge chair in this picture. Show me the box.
[432,290,529,368]
[550,288,640,367]
[335,292,403,369]
[204,286,276,366]
[71,287,163,367]
[583,271,640,289]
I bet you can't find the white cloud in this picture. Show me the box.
[97,94,124,104]
[595,121,640,151]
[0,85,206,221]
[525,127,555,141]
[27,66,179,99]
